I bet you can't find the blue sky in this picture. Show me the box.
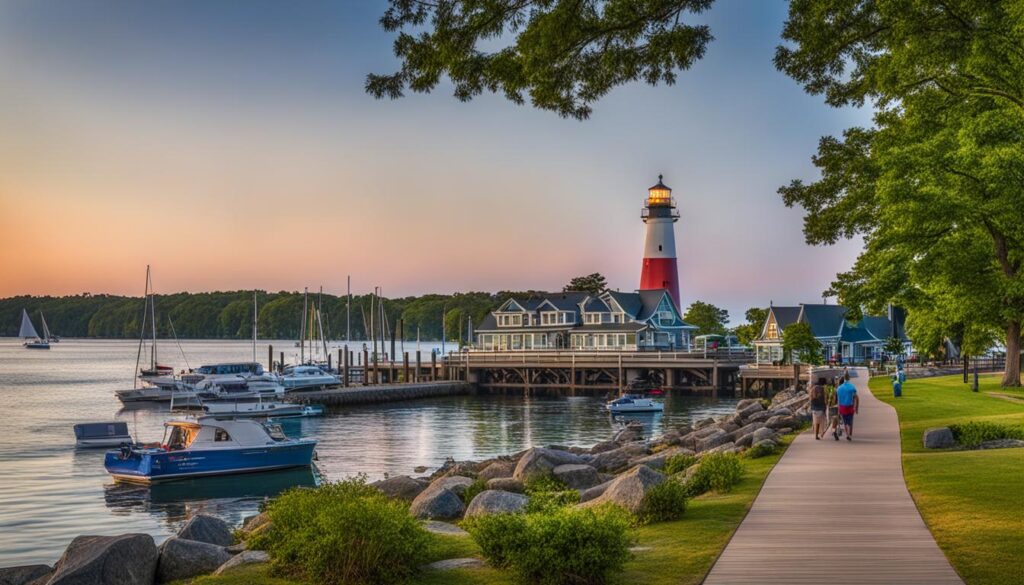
[0,0,871,324]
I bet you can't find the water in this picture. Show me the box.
[0,339,735,566]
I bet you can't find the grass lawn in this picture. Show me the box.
[184,437,794,585]
[868,373,1024,585]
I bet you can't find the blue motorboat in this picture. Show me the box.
[104,417,316,484]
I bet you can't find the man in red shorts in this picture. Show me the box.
[835,373,859,441]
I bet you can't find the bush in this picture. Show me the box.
[523,474,566,494]
[744,442,776,459]
[465,505,633,585]
[524,474,579,513]
[949,421,1024,447]
[663,453,698,476]
[686,453,744,496]
[461,478,488,505]
[638,479,688,524]
[249,478,432,585]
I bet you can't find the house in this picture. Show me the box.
[474,289,697,351]
[753,303,911,364]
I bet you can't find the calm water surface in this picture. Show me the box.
[0,339,734,565]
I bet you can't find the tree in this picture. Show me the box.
[883,337,905,359]
[782,321,822,365]
[776,1,1024,387]
[683,301,728,336]
[564,273,608,295]
[367,0,715,120]
[733,307,767,346]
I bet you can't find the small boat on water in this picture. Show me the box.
[104,417,317,484]
[19,309,50,349]
[606,395,664,413]
[281,364,339,392]
[202,401,323,419]
[75,422,133,448]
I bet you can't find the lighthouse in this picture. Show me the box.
[640,175,681,307]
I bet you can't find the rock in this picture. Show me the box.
[486,477,525,493]
[649,430,681,449]
[464,490,530,518]
[977,439,1024,450]
[735,432,755,448]
[372,475,429,501]
[513,447,585,481]
[178,514,234,547]
[613,428,642,443]
[745,410,771,423]
[693,425,724,439]
[589,440,618,454]
[578,479,613,503]
[923,427,956,449]
[701,442,738,456]
[588,443,647,473]
[752,439,777,451]
[422,521,469,536]
[423,558,486,571]
[552,464,602,490]
[429,475,474,496]
[414,465,429,473]
[767,407,793,418]
[581,465,665,514]
[675,424,693,437]
[410,487,466,520]
[477,460,515,481]
[241,511,270,533]
[777,427,794,435]
[728,421,766,442]
[226,542,247,554]
[765,415,799,430]
[213,550,270,576]
[697,430,730,452]
[0,565,52,585]
[751,427,777,444]
[48,534,158,585]
[720,422,740,434]
[156,537,232,583]
[735,398,760,411]
[694,417,716,429]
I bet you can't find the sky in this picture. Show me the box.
[0,0,871,323]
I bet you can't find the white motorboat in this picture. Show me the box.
[606,395,664,413]
[74,422,133,448]
[188,363,286,400]
[281,365,339,392]
[202,401,321,418]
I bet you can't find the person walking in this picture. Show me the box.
[836,373,859,441]
[809,377,828,440]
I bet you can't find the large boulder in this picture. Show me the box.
[464,490,530,518]
[745,410,771,423]
[241,512,270,534]
[701,442,739,456]
[48,534,158,585]
[409,487,465,520]
[178,514,234,547]
[589,440,618,454]
[578,479,614,503]
[0,565,52,585]
[697,430,731,452]
[156,537,232,583]
[581,465,665,514]
[923,427,956,449]
[371,475,429,502]
[213,550,270,576]
[694,417,716,429]
[552,464,602,490]
[692,425,724,439]
[588,443,647,473]
[751,427,777,444]
[765,415,799,431]
[486,477,524,493]
[735,398,760,411]
[735,432,756,448]
[728,421,765,442]
[428,475,474,496]
[513,448,585,481]
[477,460,515,481]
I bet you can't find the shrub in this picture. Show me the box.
[744,442,776,459]
[523,474,566,494]
[638,479,688,524]
[663,453,698,476]
[465,505,633,585]
[949,421,1024,447]
[526,489,580,514]
[686,453,744,496]
[249,478,432,585]
[461,478,488,505]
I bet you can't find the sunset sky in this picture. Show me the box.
[0,0,870,322]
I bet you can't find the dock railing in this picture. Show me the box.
[446,348,754,366]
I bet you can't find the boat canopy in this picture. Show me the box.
[162,417,279,451]
[195,363,264,376]
[74,422,130,440]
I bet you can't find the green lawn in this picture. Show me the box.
[187,438,794,585]
[868,374,1024,585]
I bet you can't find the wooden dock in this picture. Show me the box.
[703,368,963,584]
[283,381,472,407]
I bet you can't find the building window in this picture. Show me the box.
[766,321,778,339]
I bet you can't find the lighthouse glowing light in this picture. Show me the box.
[640,175,681,307]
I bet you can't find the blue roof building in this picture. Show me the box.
[754,303,911,364]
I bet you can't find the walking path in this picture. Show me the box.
[704,368,963,584]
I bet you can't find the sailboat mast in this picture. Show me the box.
[252,291,258,363]
[133,266,150,389]
[300,288,308,364]
[149,269,157,369]
[346,275,351,343]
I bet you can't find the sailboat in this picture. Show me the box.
[137,268,173,378]
[20,309,50,349]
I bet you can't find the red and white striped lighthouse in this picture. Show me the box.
[639,175,681,307]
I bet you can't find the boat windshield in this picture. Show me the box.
[162,425,198,450]
[262,423,287,441]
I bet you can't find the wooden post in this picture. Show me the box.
[279,352,284,374]
[403,352,409,383]
[268,344,273,373]
[327,353,332,371]
[617,354,623,391]
[363,348,369,386]
[431,351,437,381]
[338,349,342,374]
[372,351,378,385]
[415,351,422,383]
[342,346,350,387]
[712,359,719,397]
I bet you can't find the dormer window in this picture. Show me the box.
[498,314,523,327]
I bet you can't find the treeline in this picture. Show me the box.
[0,291,508,344]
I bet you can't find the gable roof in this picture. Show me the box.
[799,304,848,337]
[583,297,611,312]
[604,291,643,317]
[766,306,801,335]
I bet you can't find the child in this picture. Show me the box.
[825,381,842,440]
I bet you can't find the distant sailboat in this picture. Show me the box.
[20,309,50,349]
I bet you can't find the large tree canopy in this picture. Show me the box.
[683,300,729,336]
[564,273,608,294]
[367,0,714,119]
[733,307,767,346]
[777,0,1024,386]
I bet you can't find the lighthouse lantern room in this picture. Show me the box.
[640,175,681,307]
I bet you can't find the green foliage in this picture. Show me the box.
[776,0,1024,386]
[949,421,1024,448]
[461,478,489,505]
[683,301,730,336]
[685,453,743,496]
[563,273,608,295]
[249,478,432,585]
[464,505,633,584]
[523,474,566,495]
[638,479,688,524]
[781,322,823,365]
[744,442,775,459]
[524,474,579,513]
[883,336,905,357]
[367,0,715,120]
[663,453,698,476]
[733,307,767,346]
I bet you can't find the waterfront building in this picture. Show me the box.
[753,303,911,364]
[640,175,682,307]
[474,289,697,351]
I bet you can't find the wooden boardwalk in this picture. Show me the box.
[704,368,963,585]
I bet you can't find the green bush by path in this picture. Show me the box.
[522,474,579,514]
[637,478,688,524]
[869,374,1024,585]
[464,505,633,585]
[249,478,432,585]
[948,420,1024,447]
[685,453,743,496]
[663,453,697,475]
[743,441,776,459]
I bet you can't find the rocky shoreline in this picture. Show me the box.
[1,388,812,585]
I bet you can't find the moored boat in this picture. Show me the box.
[75,422,133,448]
[606,395,664,413]
[281,364,339,392]
[202,400,314,418]
[19,309,50,349]
[104,417,317,484]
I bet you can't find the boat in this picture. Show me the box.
[19,309,50,349]
[281,364,339,392]
[75,422,133,448]
[140,364,174,378]
[104,417,317,484]
[606,395,665,413]
[188,362,286,400]
[202,400,319,418]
